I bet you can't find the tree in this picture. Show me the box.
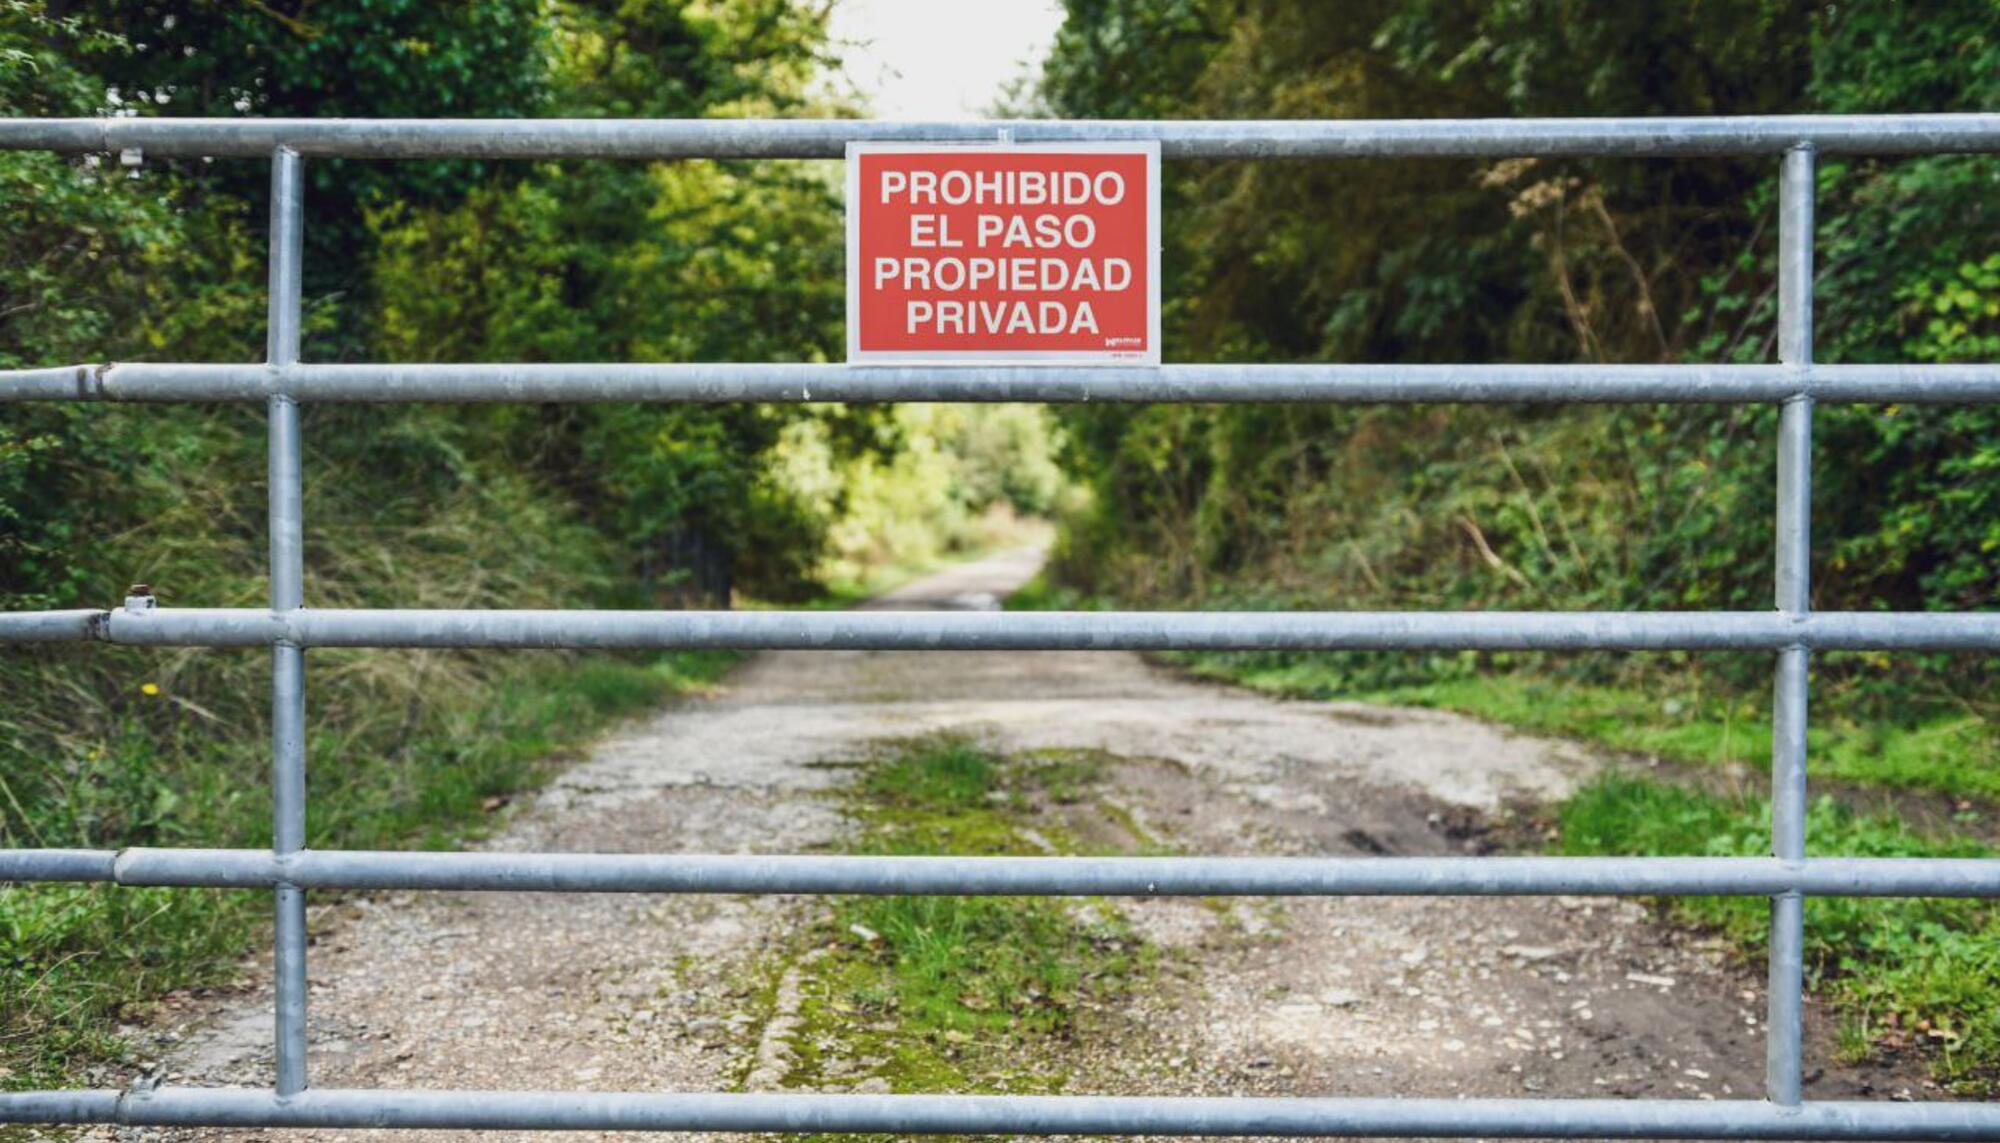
[65,0,550,354]
[1035,0,1998,702]
[365,0,864,599]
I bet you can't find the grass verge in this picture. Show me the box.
[0,649,734,1092]
[1204,667,1997,803]
[1007,574,1996,803]
[750,738,1151,1110]
[1008,573,1998,1089]
[1558,774,2000,1092]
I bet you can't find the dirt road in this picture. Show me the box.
[97,548,1921,1141]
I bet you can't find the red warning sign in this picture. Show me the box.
[846,142,1160,365]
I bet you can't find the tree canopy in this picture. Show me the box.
[1036,0,1997,704]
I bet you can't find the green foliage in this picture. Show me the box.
[794,405,1070,588]
[1901,254,2000,363]
[1,0,1061,1091]
[67,0,551,351]
[364,153,854,599]
[1558,775,2000,1090]
[0,165,749,1086]
[1031,8,1999,1090]
[353,0,884,600]
[1161,652,2000,799]
[1036,0,1998,713]
[0,6,265,611]
[1025,0,1222,121]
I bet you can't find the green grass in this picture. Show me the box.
[762,738,1150,1110]
[0,649,734,1092]
[861,738,1001,818]
[1009,576,1997,803]
[1558,774,2000,1091]
[1262,671,1995,802]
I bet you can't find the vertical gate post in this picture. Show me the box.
[266,146,309,1097]
[1766,142,1815,1107]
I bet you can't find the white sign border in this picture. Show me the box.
[845,140,1162,367]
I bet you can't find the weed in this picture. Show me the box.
[862,739,998,816]
[761,738,1153,1110]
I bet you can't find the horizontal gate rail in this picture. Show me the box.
[4,113,2000,158]
[9,1089,2000,1138]
[5,848,1998,898]
[19,1087,2000,1135]
[3,112,1997,1138]
[1,604,1994,651]
[5,360,2000,405]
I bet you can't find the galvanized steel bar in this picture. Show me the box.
[0,849,120,882]
[8,361,2000,405]
[1766,143,1815,1108]
[0,1091,123,1126]
[1768,647,1810,1103]
[0,364,105,400]
[265,147,310,1098]
[3,114,2000,159]
[1803,363,2000,402]
[0,609,104,641]
[0,848,1968,898]
[3,1087,2000,1138]
[6,606,1995,654]
[77,606,2000,651]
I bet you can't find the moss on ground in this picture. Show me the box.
[746,738,1157,1121]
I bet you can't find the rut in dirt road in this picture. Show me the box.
[98,547,1926,1141]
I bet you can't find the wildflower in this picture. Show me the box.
[141,682,161,696]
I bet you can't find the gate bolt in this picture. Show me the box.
[124,583,156,612]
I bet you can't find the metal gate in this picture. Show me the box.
[3,115,2000,1138]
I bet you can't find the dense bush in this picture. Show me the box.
[1035,1,1998,715]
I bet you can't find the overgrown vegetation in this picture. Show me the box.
[1558,775,2000,1091]
[1028,0,1996,738]
[758,739,1150,1102]
[0,0,1067,1090]
[1186,652,1997,801]
[1,646,733,1088]
[1025,3,1999,1087]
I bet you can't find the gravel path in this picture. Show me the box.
[91,547,1925,1141]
